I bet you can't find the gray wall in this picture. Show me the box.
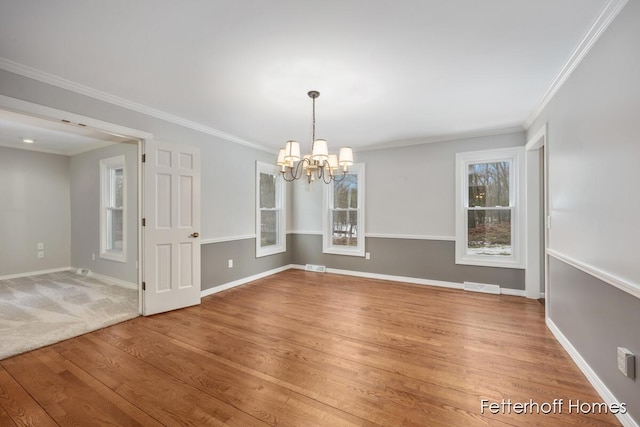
[0,146,70,276]
[292,131,526,290]
[70,142,138,283]
[528,0,639,422]
[0,69,293,286]
[293,234,524,289]
[202,235,292,289]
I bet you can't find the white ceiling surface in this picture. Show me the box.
[0,109,132,156]
[0,0,611,151]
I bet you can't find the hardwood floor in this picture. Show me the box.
[0,270,621,426]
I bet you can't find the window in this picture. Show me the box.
[100,155,126,262]
[455,147,524,268]
[323,163,365,256]
[256,162,286,257]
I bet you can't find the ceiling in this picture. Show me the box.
[0,0,618,152]
[0,109,134,156]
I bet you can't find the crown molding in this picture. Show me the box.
[525,0,628,129]
[355,125,524,152]
[0,58,272,153]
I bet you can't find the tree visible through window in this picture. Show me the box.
[467,161,511,256]
[331,174,358,247]
[455,148,524,268]
[323,163,365,256]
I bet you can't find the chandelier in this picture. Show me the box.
[276,91,353,183]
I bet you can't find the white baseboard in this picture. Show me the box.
[291,264,463,290]
[85,270,138,290]
[0,266,72,281]
[546,318,638,427]
[199,264,531,302]
[500,287,526,297]
[201,265,293,298]
[291,264,528,296]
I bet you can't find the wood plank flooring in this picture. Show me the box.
[0,270,621,426]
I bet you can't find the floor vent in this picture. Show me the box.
[76,268,92,276]
[463,281,500,295]
[305,264,326,273]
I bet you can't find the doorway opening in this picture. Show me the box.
[0,96,150,359]
[525,124,548,312]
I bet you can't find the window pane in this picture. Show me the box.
[107,209,124,251]
[260,210,278,247]
[260,173,276,209]
[332,210,358,247]
[111,168,124,208]
[467,209,511,256]
[333,174,358,209]
[468,162,509,207]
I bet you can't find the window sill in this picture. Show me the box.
[323,246,365,257]
[256,246,286,258]
[100,251,126,263]
[455,256,524,269]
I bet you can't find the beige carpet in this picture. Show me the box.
[0,270,139,360]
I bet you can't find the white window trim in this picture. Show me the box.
[455,147,525,269]
[323,163,366,257]
[256,161,287,257]
[100,155,127,263]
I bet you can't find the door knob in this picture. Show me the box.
[190,232,200,238]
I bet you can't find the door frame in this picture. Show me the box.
[0,95,153,313]
[525,123,548,309]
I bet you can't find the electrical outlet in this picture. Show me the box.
[37,242,44,250]
[365,252,371,260]
[228,259,233,268]
[617,347,635,378]
[37,251,45,259]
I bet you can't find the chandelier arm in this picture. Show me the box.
[332,171,348,183]
[321,170,333,184]
[281,169,297,182]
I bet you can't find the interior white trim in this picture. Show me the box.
[365,233,456,241]
[79,270,138,290]
[0,94,153,141]
[288,231,456,241]
[201,263,531,303]
[546,318,638,427]
[500,288,526,297]
[323,163,366,257]
[255,161,287,258]
[0,266,72,281]
[455,147,526,269]
[525,0,629,129]
[286,230,323,235]
[292,264,527,296]
[525,123,547,300]
[291,264,463,290]
[547,248,640,299]
[201,265,292,297]
[200,234,257,244]
[356,126,524,152]
[0,59,270,153]
[525,123,547,151]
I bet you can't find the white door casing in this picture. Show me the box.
[143,140,201,315]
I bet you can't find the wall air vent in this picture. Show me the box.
[463,281,500,294]
[76,268,92,276]
[305,264,326,273]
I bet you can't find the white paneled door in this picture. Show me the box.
[143,140,201,315]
